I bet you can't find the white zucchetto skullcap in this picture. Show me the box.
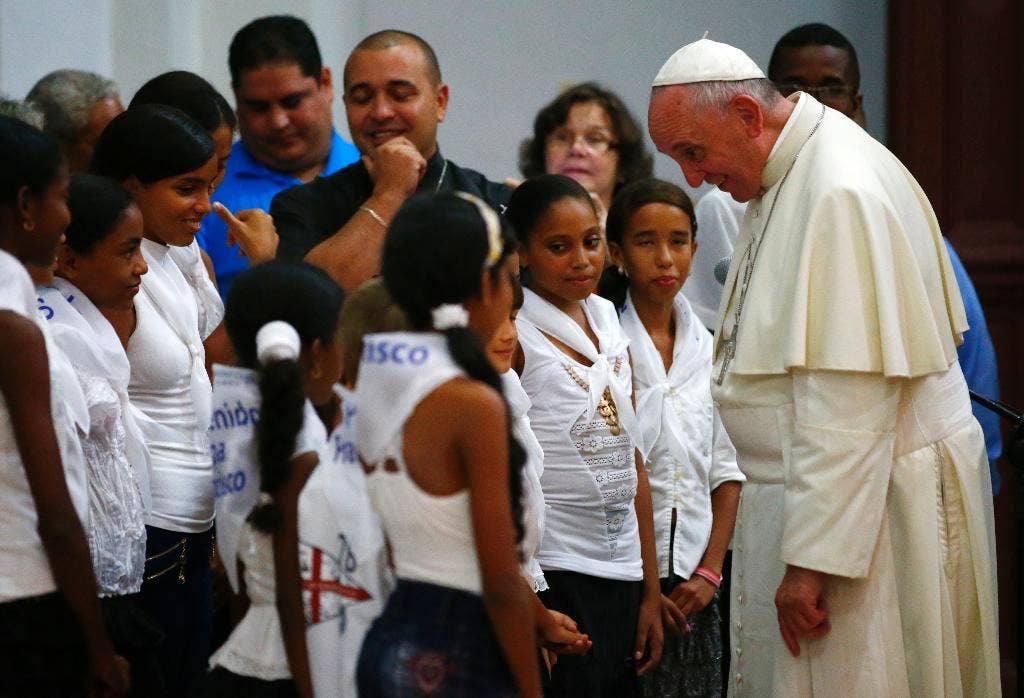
[652,35,765,87]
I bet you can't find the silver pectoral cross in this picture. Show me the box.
[715,336,736,386]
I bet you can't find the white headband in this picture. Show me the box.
[454,191,503,269]
[255,320,301,365]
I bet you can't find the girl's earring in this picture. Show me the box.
[617,265,628,278]
[22,219,34,232]
[311,365,323,379]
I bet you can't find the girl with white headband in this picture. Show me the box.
[357,191,581,697]
[200,262,344,698]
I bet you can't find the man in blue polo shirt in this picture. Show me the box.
[198,15,359,297]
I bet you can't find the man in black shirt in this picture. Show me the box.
[271,29,511,290]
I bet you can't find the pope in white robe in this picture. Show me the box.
[648,38,1001,697]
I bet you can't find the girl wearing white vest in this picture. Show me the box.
[601,178,744,698]
[505,174,663,697]
[0,117,127,697]
[298,278,402,698]
[90,104,225,695]
[44,173,169,695]
[356,192,543,697]
[201,262,345,698]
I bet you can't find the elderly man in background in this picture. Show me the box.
[648,38,1000,697]
[0,97,44,129]
[271,29,511,291]
[25,69,123,172]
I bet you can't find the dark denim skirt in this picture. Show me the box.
[357,579,516,697]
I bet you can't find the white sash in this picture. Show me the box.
[34,285,91,524]
[35,285,91,437]
[519,289,640,446]
[48,278,153,510]
[302,385,392,698]
[209,365,264,592]
[620,292,709,460]
[355,332,463,464]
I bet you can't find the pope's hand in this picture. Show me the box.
[364,136,426,201]
[775,565,831,657]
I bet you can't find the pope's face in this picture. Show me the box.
[648,86,764,203]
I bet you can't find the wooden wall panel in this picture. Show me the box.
[889,0,1023,693]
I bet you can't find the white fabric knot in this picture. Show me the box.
[256,320,301,365]
[431,303,469,330]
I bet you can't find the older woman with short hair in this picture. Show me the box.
[520,82,653,214]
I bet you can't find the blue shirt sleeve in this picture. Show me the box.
[944,239,1002,494]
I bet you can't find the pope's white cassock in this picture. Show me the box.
[712,92,1001,696]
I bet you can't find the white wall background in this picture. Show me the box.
[0,0,887,194]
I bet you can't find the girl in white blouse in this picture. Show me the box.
[601,178,744,698]
[46,173,167,695]
[202,262,345,698]
[90,104,223,695]
[506,174,663,697]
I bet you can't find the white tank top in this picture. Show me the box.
[356,332,481,594]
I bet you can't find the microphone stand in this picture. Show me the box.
[969,390,1024,473]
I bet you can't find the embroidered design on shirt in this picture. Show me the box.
[562,363,622,436]
[301,534,372,629]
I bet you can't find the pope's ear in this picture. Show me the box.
[730,94,765,137]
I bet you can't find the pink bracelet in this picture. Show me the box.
[694,567,722,588]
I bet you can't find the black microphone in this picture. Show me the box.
[714,256,731,285]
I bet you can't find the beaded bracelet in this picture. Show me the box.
[694,566,722,588]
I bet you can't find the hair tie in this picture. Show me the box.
[431,303,469,330]
[454,191,503,269]
[255,320,301,365]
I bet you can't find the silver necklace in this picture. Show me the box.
[434,159,448,193]
[715,105,826,386]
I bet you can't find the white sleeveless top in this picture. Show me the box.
[0,251,88,600]
[516,289,643,581]
[129,239,213,532]
[301,386,392,698]
[356,332,481,594]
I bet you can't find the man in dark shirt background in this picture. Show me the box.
[272,29,510,291]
